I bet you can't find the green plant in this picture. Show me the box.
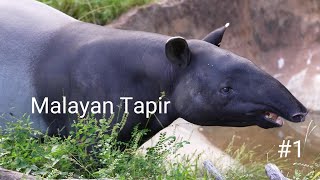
[0,115,319,179]
[292,162,320,180]
[0,113,194,179]
[38,0,153,25]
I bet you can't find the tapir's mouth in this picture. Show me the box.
[243,109,286,128]
[263,111,283,127]
[205,107,306,129]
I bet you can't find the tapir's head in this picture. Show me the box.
[167,23,308,128]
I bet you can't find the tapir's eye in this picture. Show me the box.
[220,87,232,94]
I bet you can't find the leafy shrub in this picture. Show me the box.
[0,114,318,179]
[0,114,195,179]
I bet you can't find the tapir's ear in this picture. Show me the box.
[203,23,230,46]
[165,36,191,68]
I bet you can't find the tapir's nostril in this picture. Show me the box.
[291,113,307,122]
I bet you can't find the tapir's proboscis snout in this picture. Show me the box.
[253,76,308,128]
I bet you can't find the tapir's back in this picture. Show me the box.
[0,0,76,130]
[0,0,76,55]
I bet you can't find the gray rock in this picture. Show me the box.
[0,168,35,180]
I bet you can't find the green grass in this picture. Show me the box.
[223,136,320,180]
[38,0,153,25]
[0,114,318,179]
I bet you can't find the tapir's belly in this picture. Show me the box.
[0,0,76,131]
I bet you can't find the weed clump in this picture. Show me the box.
[0,114,193,179]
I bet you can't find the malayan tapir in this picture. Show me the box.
[0,0,307,143]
